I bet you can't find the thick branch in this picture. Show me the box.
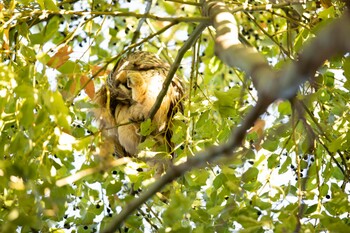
[203,0,276,100]
[204,0,350,100]
[276,13,350,99]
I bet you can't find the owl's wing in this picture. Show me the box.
[94,84,133,158]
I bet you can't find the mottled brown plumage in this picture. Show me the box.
[94,51,184,163]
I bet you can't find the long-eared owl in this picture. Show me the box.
[94,51,184,161]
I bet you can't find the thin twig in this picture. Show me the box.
[165,0,202,6]
[56,157,131,187]
[130,0,153,45]
[4,10,209,23]
[148,21,208,120]
[231,1,305,14]
[245,12,292,59]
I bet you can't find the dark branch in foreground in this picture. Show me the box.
[102,98,271,233]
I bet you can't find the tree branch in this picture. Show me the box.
[147,21,208,120]
[5,10,209,24]
[204,0,350,101]
[130,0,153,45]
[55,157,131,187]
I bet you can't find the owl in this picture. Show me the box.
[94,51,184,163]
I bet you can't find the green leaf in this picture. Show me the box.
[242,167,259,183]
[44,17,61,42]
[214,88,240,117]
[320,184,329,196]
[343,58,350,89]
[261,139,278,152]
[305,204,318,215]
[9,131,32,155]
[317,89,330,102]
[140,118,154,136]
[37,0,45,9]
[326,220,350,233]
[208,56,222,74]
[225,180,240,192]
[20,46,36,62]
[162,2,176,15]
[331,166,344,180]
[214,88,240,106]
[278,101,291,115]
[242,181,262,191]
[252,195,272,210]
[237,215,259,228]
[294,28,310,52]
[19,99,35,129]
[29,33,44,45]
[318,5,335,19]
[196,111,209,129]
[328,134,346,152]
[57,60,81,74]
[44,0,59,11]
[18,23,30,40]
[190,209,210,223]
[213,173,226,189]
[72,127,85,138]
[279,156,291,174]
[185,170,209,187]
[207,205,224,215]
[267,153,279,169]
[106,181,122,196]
[43,90,70,130]
[324,71,335,87]
[36,52,51,64]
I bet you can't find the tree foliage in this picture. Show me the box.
[1,0,350,232]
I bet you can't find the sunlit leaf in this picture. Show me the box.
[242,167,259,183]
[261,139,278,152]
[140,118,154,136]
[279,156,291,174]
[278,101,291,115]
[267,153,279,169]
[57,61,81,74]
[44,17,61,42]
